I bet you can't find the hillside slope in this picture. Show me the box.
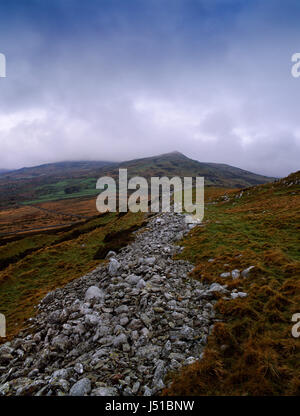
[164,170,300,395]
[0,151,274,207]
[0,161,115,180]
[104,151,274,188]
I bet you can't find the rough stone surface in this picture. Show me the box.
[231,269,240,280]
[69,378,91,396]
[84,286,105,303]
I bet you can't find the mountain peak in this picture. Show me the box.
[158,150,187,158]
[169,150,184,155]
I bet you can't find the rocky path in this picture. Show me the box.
[0,212,223,396]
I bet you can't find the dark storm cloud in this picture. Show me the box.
[0,0,299,176]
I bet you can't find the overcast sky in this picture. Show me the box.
[0,0,299,176]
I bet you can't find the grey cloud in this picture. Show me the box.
[0,0,299,177]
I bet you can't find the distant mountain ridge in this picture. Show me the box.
[1,160,115,179]
[0,169,11,175]
[0,151,275,207]
[103,151,275,188]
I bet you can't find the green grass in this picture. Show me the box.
[0,234,59,269]
[0,214,116,269]
[22,177,99,204]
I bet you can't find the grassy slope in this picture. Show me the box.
[111,151,275,188]
[0,211,145,340]
[22,177,100,204]
[164,171,300,395]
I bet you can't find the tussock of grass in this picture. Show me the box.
[164,171,300,396]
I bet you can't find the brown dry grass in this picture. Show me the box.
[0,211,146,340]
[0,197,98,235]
[164,171,300,396]
[36,196,99,217]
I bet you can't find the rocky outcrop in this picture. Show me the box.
[0,212,224,396]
